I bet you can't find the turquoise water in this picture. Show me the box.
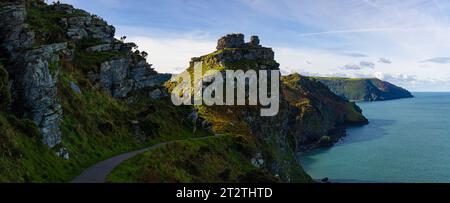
[299,92,450,183]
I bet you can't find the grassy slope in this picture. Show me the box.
[0,2,214,182]
[0,2,275,183]
[312,76,413,101]
[108,49,313,183]
[284,74,367,125]
[0,62,212,182]
[107,135,279,183]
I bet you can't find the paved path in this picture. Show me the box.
[71,135,221,183]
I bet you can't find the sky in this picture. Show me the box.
[60,0,450,91]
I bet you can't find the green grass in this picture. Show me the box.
[73,38,124,73]
[26,3,67,46]
[0,63,212,182]
[311,76,375,81]
[107,135,278,183]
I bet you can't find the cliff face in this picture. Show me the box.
[0,0,190,182]
[164,34,368,182]
[0,0,169,148]
[314,77,414,101]
[0,1,367,183]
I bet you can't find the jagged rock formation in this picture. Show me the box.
[0,0,170,148]
[313,77,414,101]
[0,1,369,183]
[0,0,66,147]
[216,33,262,50]
[170,34,368,182]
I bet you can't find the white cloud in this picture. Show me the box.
[420,57,450,64]
[378,58,392,64]
[126,36,216,74]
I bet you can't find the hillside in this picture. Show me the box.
[108,34,368,183]
[0,1,367,183]
[313,77,414,101]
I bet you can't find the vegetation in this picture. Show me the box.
[26,1,67,46]
[0,61,212,182]
[0,1,370,183]
[72,38,122,73]
[312,77,413,101]
[0,64,11,110]
[107,135,277,183]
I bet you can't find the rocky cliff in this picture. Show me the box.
[314,77,414,101]
[0,1,367,183]
[153,34,368,182]
[0,0,185,182]
[0,0,169,149]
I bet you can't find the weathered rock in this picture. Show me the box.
[13,43,68,147]
[181,34,368,182]
[69,81,82,94]
[217,33,245,50]
[56,147,70,160]
[251,153,265,168]
[0,1,34,57]
[86,43,112,52]
[0,1,66,148]
[98,56,170,97]
[249,35,260,47]
[51,3,115,42]
[100,57,131,97]
[149,89,163,100]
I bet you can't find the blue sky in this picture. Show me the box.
[61,0,450,91]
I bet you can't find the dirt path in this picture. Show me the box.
[71,135,221,183]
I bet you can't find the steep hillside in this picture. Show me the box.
[0,0,212,182]
[313,77,414,101]
[1,1,367,183]
[108,34,368,183]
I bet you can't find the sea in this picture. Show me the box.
[298,92,450,183]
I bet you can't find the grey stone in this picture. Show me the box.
[100,57,131,97]
[249,35,260,47]
[53,3,115,43]
[86,44,112,52]
[16,43,68,148]
[217,33,245,50]
[0,1,34,56]
[99,55,170,98]
[0,1,67,148]
[251,153,265,168]
[56,147,70,160]
[69,81,82,94]
[149,89,162,100]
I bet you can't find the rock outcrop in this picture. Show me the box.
[216,33,262,50]
[0,1,370,183]
[97,57,170,98]
[55,3,115,42]
[0,0,65,147]
[172,34,368,182]
[0,0,170,148]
